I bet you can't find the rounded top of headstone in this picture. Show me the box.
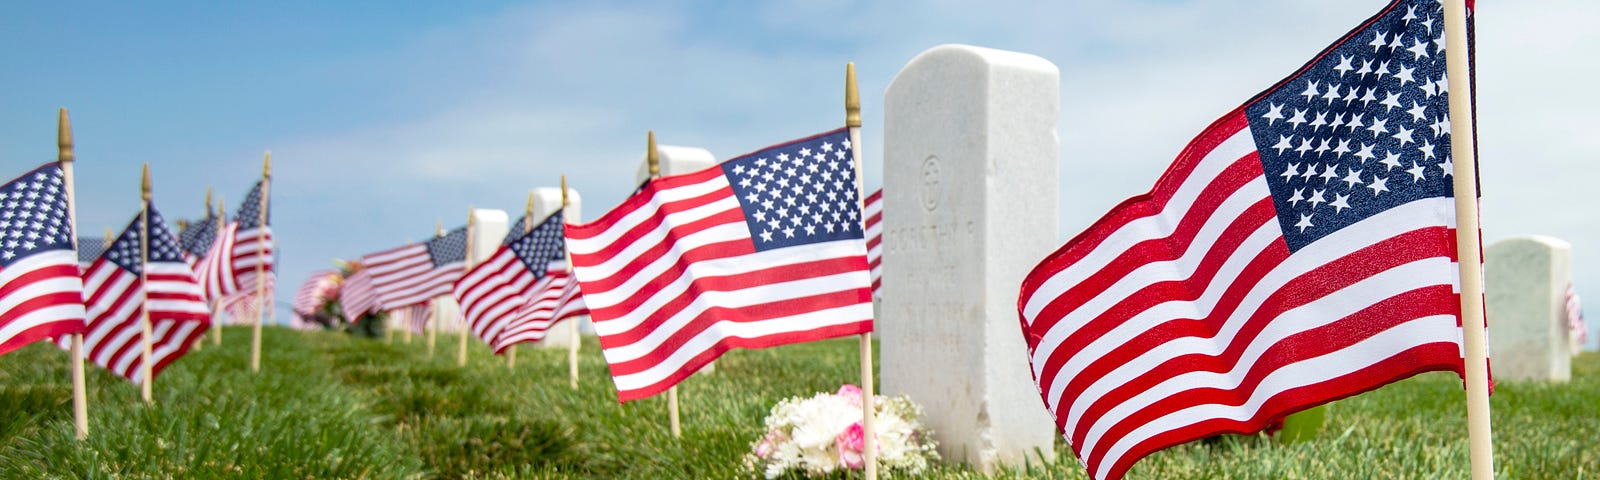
[530,186,581,218]
[892,44,1059,85]
[469,208,509,225]
[635,145,717,184]
[1488,235,1572,253]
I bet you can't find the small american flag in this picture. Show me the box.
[73,205,210,384]
[864,188,882,297]
[77,235,107,267]
[1017,1,1471,478]
[454,210,589,354]
[177,214,217,268]
[292,269,337,317]
[1568,283,1587,346]
[339,268,379,321]
[0,163,87,356]
[364,227,467,310]
[198,181,273,305]
[567,128,874,402]
[396,303,431,334]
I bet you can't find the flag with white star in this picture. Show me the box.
[1017,1,1474,479]
[363,226,468,310]
[73,204,211,385]
[454,210,589,353]
[566,127,873,402]
[0,163,87,356]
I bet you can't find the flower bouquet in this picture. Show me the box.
[745,385,939,478]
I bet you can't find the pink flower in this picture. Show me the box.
[754,435,776,458]
[836,422,865,469]
[835,384,863,408]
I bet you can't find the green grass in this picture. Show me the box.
[0,326,1595,478]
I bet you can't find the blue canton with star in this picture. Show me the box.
[103,206,186,274]
[178,215,217,257]
[1245,0,1457,252]
[235,181,269,229]
[426,227,468,266]
[0,164,73,267]
[508,210,567,279]
[77,236,107,263]
[721,128,864,252]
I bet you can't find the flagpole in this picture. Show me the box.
[212,192,225,346]
[646,131,682,438]
[1443,2,1493,479]
[459,208,475,368]
[250,152,270,374]
[139,164,154,404]
[510,192,535,368]
[58,108,89,439]
[844,62,879,480]
[561,175,581,390]
[179,217,202,353]
[428,220,442,358]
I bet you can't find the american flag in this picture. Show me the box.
[504,215,530,245]
[0,164,87,356]
[567,128,874,402]
[292,269,337,317]
[395,303,430,334]
[73,205,210,384]
[177,213,217,268]
[864,188,883,297]
[1568,283,1587,346]
[364,227,467,310]
[198,181,273,303]
[1016,2,1470,478]
[454,210,589,354]
[77,235,107,267]
[339,268,379,321]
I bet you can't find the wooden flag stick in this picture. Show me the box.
[58,108,89,439]
[846,62,878,480]
[510,192,536,368]
[459,208,475,367]
[250,152,270,374]
[562,175,580,389]
[648,131,681,438]
[212,193,225,346]
[427,220,442,358]
[1443,2,1493,479]
[139,164,154,404]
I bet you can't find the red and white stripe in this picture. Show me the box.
[454,243,537,347]
[1567,283,1587,346]
[864,188,883,297]
[340,268,379,321]
[231,224,274,294]
[566,165,872,402]
[198,222,236,301]
[1018,116,1465,479]
[364,243,462,310]
[490,261,588,354]
[0,249,87,356]
[293,270,337,317]
[76,255,210,384]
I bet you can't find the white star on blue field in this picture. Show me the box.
[1,1,1595,349]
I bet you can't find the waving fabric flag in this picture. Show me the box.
[566,128,874,402]
[292,270,337,317]
[177,213,217,268]
[77,236,107,267]
[1016,1,1472,478]
[455,210,587,352]
[339,268,379,321]
[74,205,210,384]
[864,188,883,297]
[364,227,467,310]
[198,181,273,303]
[0,164,87,356]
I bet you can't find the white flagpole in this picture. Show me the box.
[562,175,580,390]
[250,153,270,374]
[1443,2,1493,479]
[647,131,682,438]
[845,62,878,480]
[139,165,154,404]
[58,108,89,439]
[459,208,475,368]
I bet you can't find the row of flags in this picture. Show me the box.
[0,159,273,386]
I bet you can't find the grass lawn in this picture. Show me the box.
[0,326,1595,478]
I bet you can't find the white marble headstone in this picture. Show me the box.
[881,44,1059,471]
[526,188,593,346]
[1486,235,1572,382]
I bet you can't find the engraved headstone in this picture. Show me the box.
[527,188,592,346]
[881,44,1059,471]
[1486,235,1572,382]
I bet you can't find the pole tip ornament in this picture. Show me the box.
[647,130,660,178]
[560,174,569,207]
[141,163,152,201]
[436,219,444,237]
[845,63,861,128]
[467,206,476,228]
[262,151,272,178]
[525,191,535,218]
[205,186,214,214]
[57,108,75,164]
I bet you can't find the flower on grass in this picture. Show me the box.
[744,385,939,478]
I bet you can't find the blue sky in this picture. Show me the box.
[3,1,1596,348]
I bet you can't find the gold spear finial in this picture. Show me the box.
[263,151,272,178]
[217,194,227,222]
[525,191,535,218]
[141,164,151,201]
[647,130,659,178]
[845,62,861,128]
[57,108,74,165]
[560,175,569,207]
[104,227,113,245]
[205,186,214,216]
[436,219,444,237]
[467,206,476,229]
[177,219,189,230]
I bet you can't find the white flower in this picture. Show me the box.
[745,385,940,478]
